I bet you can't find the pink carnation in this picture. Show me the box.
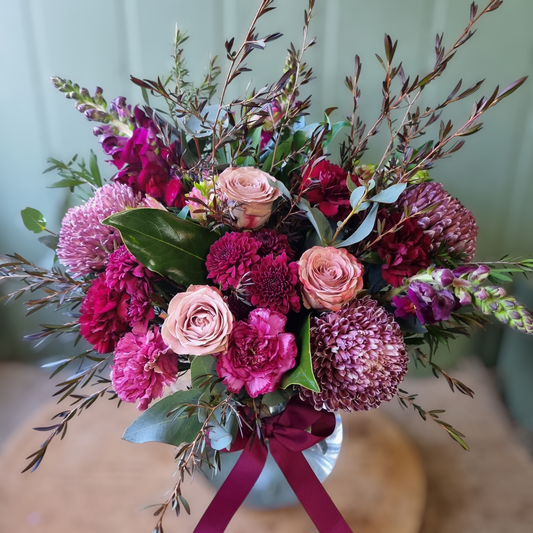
[216,308,297,398]
[111,328,178,411]
[79,273,130,354]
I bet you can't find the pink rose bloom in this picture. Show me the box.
[111,328,178,411]
[216,308,297,398]
[217,166,281,229]
[298,246,364,311]
[161,285,234,356]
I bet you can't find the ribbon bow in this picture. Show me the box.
[194,397,353,533]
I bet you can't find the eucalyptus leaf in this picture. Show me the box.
[122,389,202,446]
[349,186,366,210]
[370,183,407,204]
[104,208,218,287]
[191,355,220,392]
[297,198,333,245]
[336,202,379,248]
[38,235,59,251]
[347,174,357,192]
[268,177,291,199]
[281,314,320,392]
[207,421,232,451]
[21,208,46,234]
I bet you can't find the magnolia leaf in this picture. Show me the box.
[122,389,202,446]
[104,208,218,287]
[336,202,379,248]
[297,198,333,245]
[370,183,407,204]
[281,313,320,392]
[21,208,46,234]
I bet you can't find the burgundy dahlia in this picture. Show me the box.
[372,212,432,287]
[253,228,295,259]
[300,296,408,412]
[301,160,351,221]
[248,253,301,314]
[206,232,260,290]
[106,246,155,332]
[79,272,130,354]
[216,308,297,397]
[57,183,143,277]
[397,181,478,260]
[111,328,178,411]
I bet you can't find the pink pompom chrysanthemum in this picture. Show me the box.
[111,328,178,411]
[57,183,143,277]
[300,296,408,412]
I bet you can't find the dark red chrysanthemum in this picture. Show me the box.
[248,254,301,314]
[300,160,352,221]
[106,246,155,332]
[79,273,130,354]
[253,228,295,259]
[300,296,408,412]
[372,212,432,287]
[206,232,260,290]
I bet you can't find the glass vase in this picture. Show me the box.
[205,411,343,509]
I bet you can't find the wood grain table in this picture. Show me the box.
[0,385,426,533]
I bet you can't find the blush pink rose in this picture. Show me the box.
[217,166,281,229]
[161,285,234,356]
[298,246,364,311]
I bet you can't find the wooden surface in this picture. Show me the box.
[0,381,426,533]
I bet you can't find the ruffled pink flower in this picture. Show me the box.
[248,254,301,314]
[79,273,130,354]
[162,285,234,356]
[298,246,364,311]
[57,183,143,277]
[216,308,297,398]
[111,328,178,411]
[206,232,260,290]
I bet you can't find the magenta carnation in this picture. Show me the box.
[248,254,300,314]
[79,273,130,354]
[300,296,408,412]
[206,232,260,290]
[253,228,295,259]
[216,308,297,397]
[57,183,143,277]
[111,328,178,411]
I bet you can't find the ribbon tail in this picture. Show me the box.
[271,440,353,533]
[194,436,268,533]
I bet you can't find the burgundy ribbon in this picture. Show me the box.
[194,397,353,533]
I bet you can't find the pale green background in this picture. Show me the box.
[1,0,533,376]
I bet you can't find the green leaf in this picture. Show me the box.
[89,150,102,187]
[298,198,333,245]
[190,355,221,392]
[323,120,350,148]
[21,208,46,234]
[123,389,202,445]
[268,177,291,199]
[104,208,218,287]
[250,126,263,151]
[38,235,59,251]
[262,388,292,406]
[370,183,407,204]
[48,178,86,189]
[281,314,320,392]
[349,186,366,210]
[336,203,378,248]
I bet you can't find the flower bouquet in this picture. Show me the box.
[2,0,533,531]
